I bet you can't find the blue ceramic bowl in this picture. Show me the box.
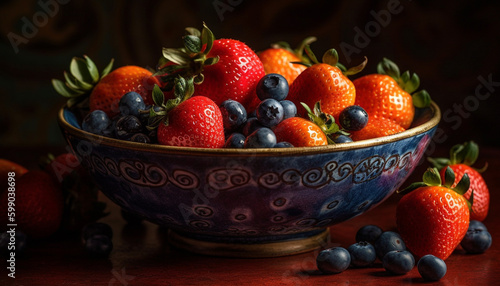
[58,102,440,257]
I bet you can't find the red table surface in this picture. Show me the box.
[1,146,499,286]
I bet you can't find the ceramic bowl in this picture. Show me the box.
[58,102,440,257]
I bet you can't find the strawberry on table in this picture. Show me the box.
[258,37,316,85]
[0,170,64,239]
[287,47,366,122]
[156,23,265,113]
[396,167,471,260]
[428,141,490,221]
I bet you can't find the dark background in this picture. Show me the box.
[1,0,499,151]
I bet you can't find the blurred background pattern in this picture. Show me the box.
[1,0,499,150]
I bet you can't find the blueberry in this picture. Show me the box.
[0,231,27,256]
[244,128,277,148]
[115,115,143,140]
[256,73,289,101]
[119,91,146,117]
[347,241,376,267]
[82,222,113,242]
[274,142,294,148]
[85,234,113,257]
[382,250,415,275]
[332,134,353,144]
[242,117,264,137]
[339,105,368,131]
[417,254,447,281]
[316,247,351,274]
[220,99,248,132]
[130,133,151,143]
[225,133,246,148]
[82,110,111,136]
[469,220,488,232]
[356,225,383,244]
[460,228,492,254]
[374,231,406,260]
[256,98,284,128]
[280,100,297,119]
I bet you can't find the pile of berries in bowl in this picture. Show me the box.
[55,23,440,257]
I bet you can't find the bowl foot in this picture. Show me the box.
[167,228,330,258]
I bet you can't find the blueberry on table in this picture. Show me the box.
[256,98,284,128]
[355,224,383,244]
[119,91,146,117]
[85,234,113,258]
[339,105,368,131]
[460,228,492,254]
[244,128,277,148]
[256,73,289,101]
[316,247,351,274]
[382,250,415,275]
[280,100,297,119]
[225,133,246,148]
[374,231,406,260]
[220,99,247,132]
[469,220,488,232]
[82,110,111,136]
[417,254,447,281]
[347,241,376,267]
[82,222,113,242]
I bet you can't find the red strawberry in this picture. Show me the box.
[349,116,405,141]
[396,167,471,260]
[258,37,316,85]
[1,158,28,184]
[152,82,225,148]
[157,23,265,112]
[90,65,161,117]
[0,170,64,239]
[354,58,431,131]
[429,141,489,221]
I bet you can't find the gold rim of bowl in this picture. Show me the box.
[57,101,441,157]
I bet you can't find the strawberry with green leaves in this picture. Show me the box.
[273,102,345,147]
[147,78,225,149]
[156,23,265,113]
[396,167,471,260]
[428,141,489,221]
[287,47,366,121]
[52,56,162,117]
[353,58,431,139]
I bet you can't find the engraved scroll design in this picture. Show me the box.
[258,152,414,189]
[80,154,199,189]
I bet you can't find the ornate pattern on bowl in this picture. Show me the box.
[58,102,440,256]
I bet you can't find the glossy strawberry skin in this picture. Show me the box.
[440,164,489,221]
[354,74,415,130]
[350,116,406,141]
[273,117,328,147]
[90,66,161,117]
[193,39,265,113]
[0,170,64,239]
[287,63,356,121]
[258,48,306,85]
[157,96,225,148]
[396,186,470,260]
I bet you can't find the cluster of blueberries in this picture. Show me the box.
[82,91,157,143]
[222,73,297,148]
[316,221,492,281]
